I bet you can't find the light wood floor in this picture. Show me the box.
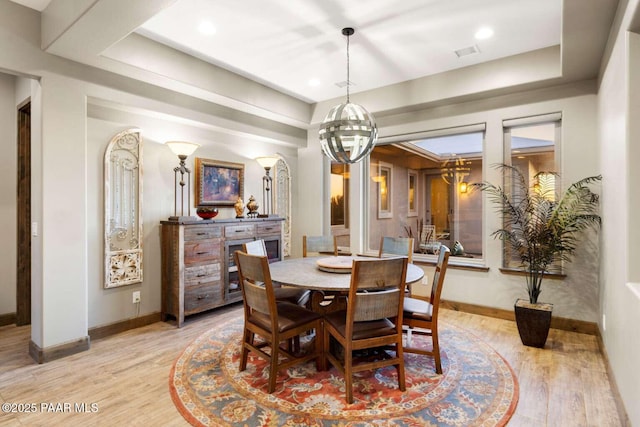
[0,304,622,426]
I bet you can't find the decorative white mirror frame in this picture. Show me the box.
[104,129,143,288]
[273,156,291,257]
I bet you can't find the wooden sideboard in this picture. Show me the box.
[161,217,283,327]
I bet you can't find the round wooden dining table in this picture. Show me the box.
[269,255,424,313]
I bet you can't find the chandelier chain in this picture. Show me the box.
[346,32,350,103]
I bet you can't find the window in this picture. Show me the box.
[330,162,350,251]
[408,170,418,217]
[367,126,485,261]
[377,161,393,219]
[330,162,349,227]
[503,114,560,269]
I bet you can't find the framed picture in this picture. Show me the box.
[408,169,418,217]
[377,161,393,219]
[195,158,244,206]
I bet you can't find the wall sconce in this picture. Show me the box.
[255,156,279,217]
[166,141,200,221]
[459,181,468,193]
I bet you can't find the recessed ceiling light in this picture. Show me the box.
[475,27,494,40]
[308,78,321,87]
[198,21,216,36]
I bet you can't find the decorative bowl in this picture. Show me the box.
[196,207,218,219]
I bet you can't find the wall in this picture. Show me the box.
[0,1,305,348]
[302,83,601,322]
[85,107,299,328]
[598,13,640,425]
[0,73,16,317]
[0,12,635,426]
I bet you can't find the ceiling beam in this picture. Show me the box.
[42,0,177,57]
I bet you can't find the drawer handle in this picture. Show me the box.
[197,232,207,235]
[264,227,273,231]
[234,229,244,233]
[197,294,209,300]
[196,251,209,255]
[197,273,207,277]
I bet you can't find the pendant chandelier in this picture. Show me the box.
[319,27,378,164]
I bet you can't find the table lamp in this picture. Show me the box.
[255,156,279,217]
[166,141,200,221]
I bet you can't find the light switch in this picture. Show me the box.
[31,222,38,237]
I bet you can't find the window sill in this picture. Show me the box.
[498,268,566,280]
[413,258,489,272]
[360,251,489,272]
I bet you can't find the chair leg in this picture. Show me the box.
[432,328,442,374]
[322,325,330,373]
[406,327,413,347]
[396,341,406,391]
[345,346,353,404]
[316,321,326,372]
[239,329,251,371]
[268,345,279,393]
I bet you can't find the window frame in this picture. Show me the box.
[502,112,562,272]
[362,124,487,266]
[377,161,393,219]
[407,169,418,217]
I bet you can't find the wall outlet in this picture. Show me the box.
[132,291,141,304]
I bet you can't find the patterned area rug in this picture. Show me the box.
[170,314,518,427]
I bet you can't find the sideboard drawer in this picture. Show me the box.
[185,225,222,241]
[184,240,221,264]
[184,282,223,314]
[184,263,221,286]
[256,222,281,236]
[225,224,256,239]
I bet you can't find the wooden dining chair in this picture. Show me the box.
[379,236,414,263]
[243,239,268,258]
[323,256,408,403]
[403,245,450,374]
[243,240,310,307]
[302,235,338,257]
[235,251,324,393]
[379,236,414,294]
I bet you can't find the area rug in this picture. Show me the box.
[169,314,518,427]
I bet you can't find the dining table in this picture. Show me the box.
[269,255,425,313]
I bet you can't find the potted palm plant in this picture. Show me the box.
[472,164,601,347]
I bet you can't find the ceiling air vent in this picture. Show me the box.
[455,45,480,58]
[335,80,355,88]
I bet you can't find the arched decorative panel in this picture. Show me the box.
[273,157,291,257]
[104,129,143,288]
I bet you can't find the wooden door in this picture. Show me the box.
[16,101,30,326]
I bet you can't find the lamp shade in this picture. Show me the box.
[319,102,378,164]
[255,156,279,169]
[165,141,200,157]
